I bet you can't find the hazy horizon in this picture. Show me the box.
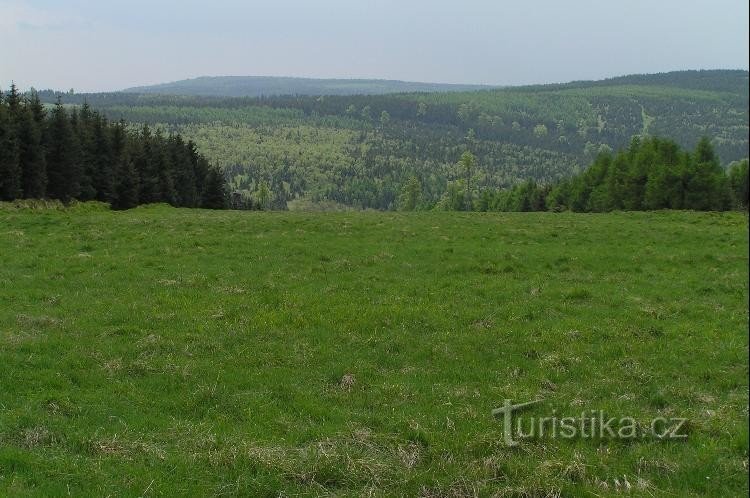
[1,0,748,93]
[125,68,748,91]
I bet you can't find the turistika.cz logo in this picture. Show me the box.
[492,399,688,446]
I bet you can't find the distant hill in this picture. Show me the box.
[122,76,498,97]
[507,69,749,94]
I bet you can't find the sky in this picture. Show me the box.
[1,0,748,92]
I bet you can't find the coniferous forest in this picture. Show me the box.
[3,71,748,212]
[0,85,227,209]
[31,70,746,212]
[450,138,749,213]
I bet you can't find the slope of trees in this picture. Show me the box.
[0,85,227,209]
[465,137,748,213]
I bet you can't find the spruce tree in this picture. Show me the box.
[188,140,209,196]
[17,105,47,198]
[46,99,82,201]
[113,154,140,210]
[27,91,46,124]
[170,135,199,207]
[135,125,160,204]
[91,115,114,202]
[6,83,21,116]
[201,168,228,209]
[72,104,96,200]
[2,87,227,210]
[0,99,22,200]
[151,130,177,205]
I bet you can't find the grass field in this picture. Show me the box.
[0,205,747,497]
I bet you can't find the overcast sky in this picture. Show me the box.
[1,0,748,92]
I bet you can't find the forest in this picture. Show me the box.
[2,70,745,211]
[33,70,747,211]
[0,85,227,209]
[439,138,748,213]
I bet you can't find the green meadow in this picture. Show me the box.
[0,205,747,496]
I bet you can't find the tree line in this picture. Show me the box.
[0,85,227,209]
[406,137,748,212]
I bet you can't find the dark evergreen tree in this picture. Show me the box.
[17,105,47,198]
[201,168,228,209]
[188,140,209,196]
[1,85,228,209]
[72,104,97,200]
[0,98,22,200]
[151,130,177,204]
[113,154,140,210]
[90,114,115,202]
[134,125,160,203]
[5,83,21,116]
[45,99,82,201]
[27,91,46,124]
[170,134,199,207]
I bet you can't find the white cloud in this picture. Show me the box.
[0,1,86,31]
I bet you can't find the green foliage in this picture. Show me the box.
[728,159,749,208]
[548,137,737,212]
[398,175,422,211]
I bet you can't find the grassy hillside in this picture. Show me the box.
[1,205,747,496]
[39,70,749,210]
[123,76,497,97]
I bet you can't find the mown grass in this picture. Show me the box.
[0,205,747,497]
